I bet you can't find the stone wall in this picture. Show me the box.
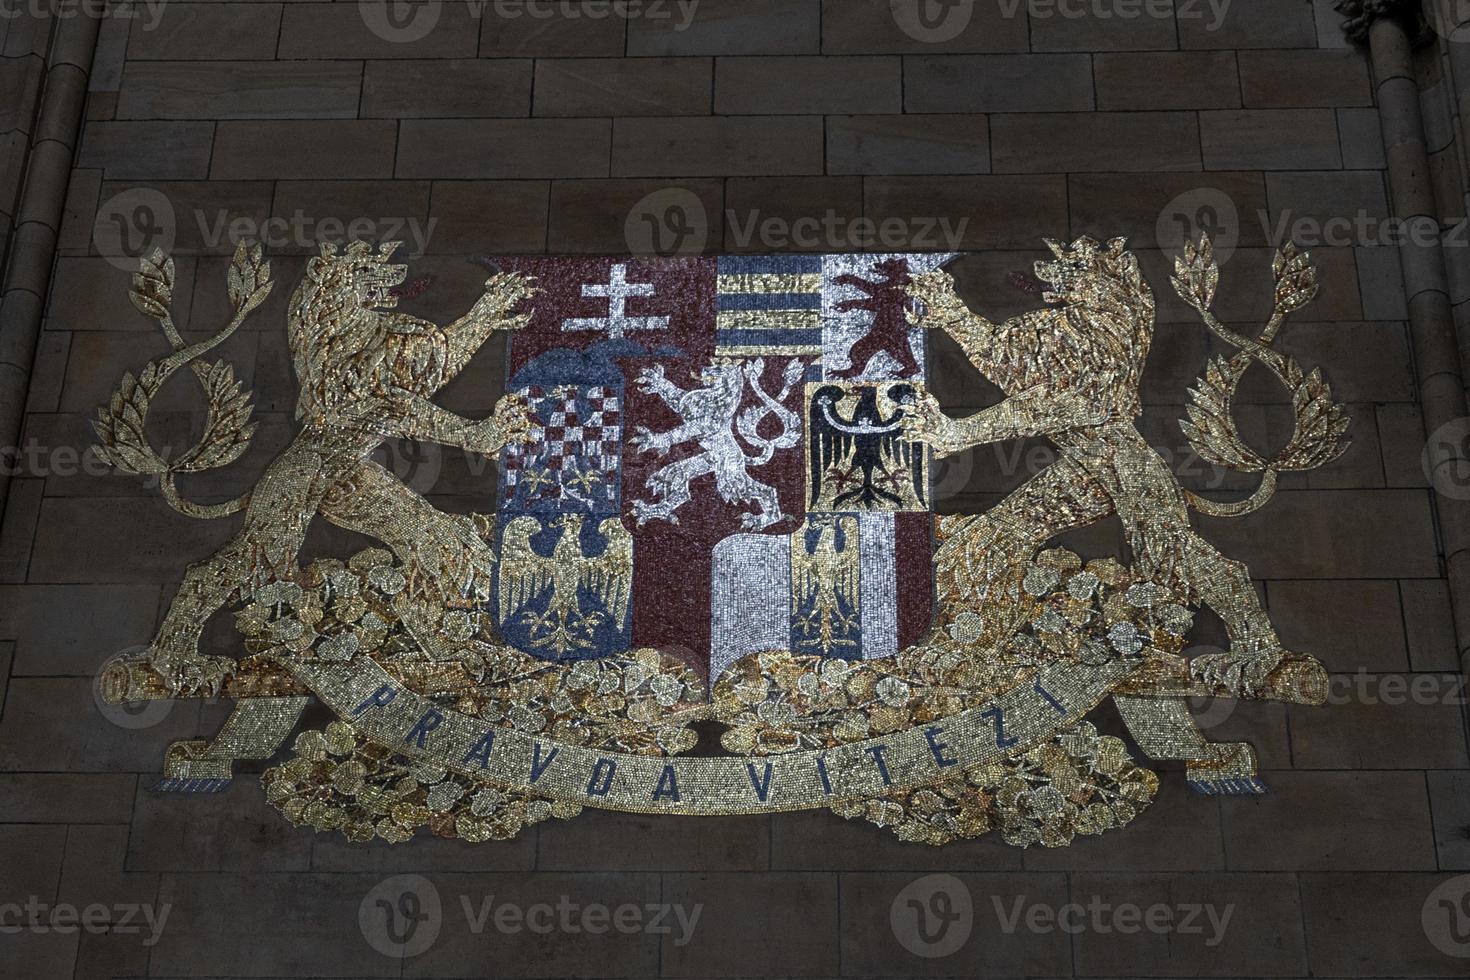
[0,0,1468,976]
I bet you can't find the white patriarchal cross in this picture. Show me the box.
[561,264,671,338]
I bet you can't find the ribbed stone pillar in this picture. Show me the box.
[1341,0,1470,675]
[0,11,100,521]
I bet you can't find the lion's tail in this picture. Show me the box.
[1185,470,1276,519]
[1173,237,1349,520]
[93,244,273,519]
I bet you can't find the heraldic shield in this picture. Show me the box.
[95,235,1346,847]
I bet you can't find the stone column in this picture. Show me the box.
[0,11,100,520]
[1340,0,1470,675]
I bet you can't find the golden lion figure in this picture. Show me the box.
[94,241,537,693]
[902,236,1348,695]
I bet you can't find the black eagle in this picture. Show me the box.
[808,384,926,510]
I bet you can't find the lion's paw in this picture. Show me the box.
[149,648,236,697]
[1189,648,1282,698]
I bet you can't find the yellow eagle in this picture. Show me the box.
[497,513,633,653]
[791,516,860,654]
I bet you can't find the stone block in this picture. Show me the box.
[278,2,480,58]
[1201,109,1343,170]
[399,119,612,178]
[827,113,989,175]
[1070,871,1308,976]
[1402,579,1459,672]
[479,0,627,56]
[1289,674,1470,769]
[1094,51,1241,110]
[536,57,711,116]
[715,55,900,114]
[536,808,768,870]
[362,59,533,117]
[1179,0,1318,49]
[0,774,137,822]
[427,180,549,254]
[1029,4,1179,51]
[611,116,823,176]
[117,61,364,120]
[820,0,1029,53]
[1197,489,1437,579]
[128,3,283,60]
[844,871,1071,975]
[992,112,1201,173]
[211,120,399,179]
[1239,49,1373,107]
[905,54,1094,113]
[1428,771,1470,870]
[863,175,1068,250]
[77,121,215,180]
[1221,771,1437,870]
[627,0,818,55]
[723,176,863,252]
[547,178,724,253]
[1302,872,1470,976]
[1265,580,1407,671]
[0,583,162,675]
[661,872,837,977]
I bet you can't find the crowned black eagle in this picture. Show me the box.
[808,384,926,510]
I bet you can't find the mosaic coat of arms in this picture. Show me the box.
[96,234,1347,847]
